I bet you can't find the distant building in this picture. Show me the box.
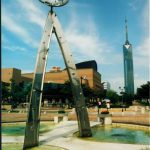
[103,82,111,91]
[2,60,103,91]
[22,60,103,90]
[2,68,22,84]
[123,19,134,95]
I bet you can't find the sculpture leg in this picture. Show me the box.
[23,12,53,149]
[51,12,92,137]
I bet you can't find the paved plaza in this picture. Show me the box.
[2,121,150,150]
[2,107,150,150]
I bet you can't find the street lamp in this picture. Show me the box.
[119,86,125,112]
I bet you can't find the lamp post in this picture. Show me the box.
[119,86,125,112]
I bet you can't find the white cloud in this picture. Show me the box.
[134,37,150,67]
[2,33,9,45]
[134,78,149,90]
[141,0,149,34]
[64,12,122,65]
[108,77,124,93]
[1,0,46,48]
[2,7,38,47]
[133,0,150,73]
[22,70,33,73]
[3,45,27,52]
[136,38,150,57]
[16,0,46,28]
[128,0,142,11]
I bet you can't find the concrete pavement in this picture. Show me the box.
[2,121,150,150]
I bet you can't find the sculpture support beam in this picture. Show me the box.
[23,11,92,150]
[52,12,92,137]
[23,12,53,149]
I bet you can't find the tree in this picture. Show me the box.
[136,81,150,102]
[2,80,32,107]
[23,82,32,96]
[106,90,119,104]
[60,81,72,97]
[60,81,74,105]
[10,80,23,108]
[2,82,11,104]
[82,84,92,98]
[123,93,133,105]
[9,80,32,108]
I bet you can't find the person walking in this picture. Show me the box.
[97,100,101,114]
[106,102,110,111]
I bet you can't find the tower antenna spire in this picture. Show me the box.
[125,18,129,44]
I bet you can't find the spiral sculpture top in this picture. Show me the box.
[39,0,69,7]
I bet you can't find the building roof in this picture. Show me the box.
[75,60,97,71]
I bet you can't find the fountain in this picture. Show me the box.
[74,124,150,145]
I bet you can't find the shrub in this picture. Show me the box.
[101,110,109,114]
[58,110,66,114]
[10,110,19,113]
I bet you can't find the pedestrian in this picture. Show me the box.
[106,102,110,111]
[97,100,101,114]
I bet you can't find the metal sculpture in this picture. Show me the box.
[23,0,92,149]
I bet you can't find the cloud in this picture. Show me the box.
[3,45,27,52]
[133,0,149,69]
[2,33,9,45]
[128,0,141,11]
[22,70,34,73]
[134,37,150,67]
[1,0,46,48]
[2,7,38,47]
[108,77,124,93]
[64,12,122,65]
[16,0,46,28]
[141,0,149,33]
[134,78,149,90]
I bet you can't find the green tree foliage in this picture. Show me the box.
[62,81,107,104]
[23,83,32,96]
[106,90,119,104]
[82,84,92,98]
[123,93,133,105]
[60,80,72,98]
[10,80,25,108]
[136,81,150,100]
[2,79,32,108]
[2,82,11,104]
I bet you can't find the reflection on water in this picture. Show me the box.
[78,125,150,145]
[2,122,55,136]
[2,122,65,150]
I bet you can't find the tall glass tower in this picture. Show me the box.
[123,19,134,95]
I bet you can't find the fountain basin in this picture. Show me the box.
[2,121,67,150]
[75,123,150,145]
[2,143,67,150]
[2,121,55,136]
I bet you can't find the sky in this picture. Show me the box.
[2,0,150,93]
